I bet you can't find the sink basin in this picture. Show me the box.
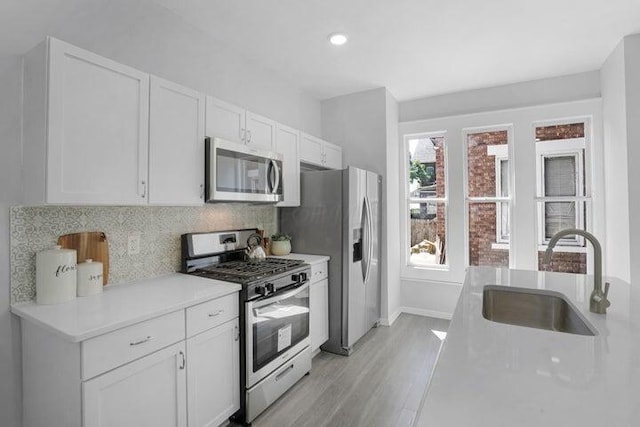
[482,285,597,336]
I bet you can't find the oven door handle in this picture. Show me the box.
[249,282,310,309]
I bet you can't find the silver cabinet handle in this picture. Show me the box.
[141,180,147,198]
[179,351,185,370]
[247,129,252,143]
[208,309,224,317]
[129,335,152,346]
[240,127,246,143]
[234,325,239,342]
[200,184,204,199]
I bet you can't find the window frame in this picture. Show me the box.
[535,137,587,250]
[403,132,449,270]
[463,125,514,268]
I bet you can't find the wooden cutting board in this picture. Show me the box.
[58,231,109,285]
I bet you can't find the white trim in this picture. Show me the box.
[380,309,403,326]
[537,245,587,254]
[400,307,453,321]
[402,132,449,272]
[463,125,514,268]
[491,243,510,250]
[487,144,508,157]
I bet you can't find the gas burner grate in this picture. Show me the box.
[198,258,305,281]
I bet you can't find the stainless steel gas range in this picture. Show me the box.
[181,229,312,425]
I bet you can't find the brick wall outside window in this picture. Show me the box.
[467,131,508,267]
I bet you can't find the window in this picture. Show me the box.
[465,129,511,268]
[535,122,588,274]
[405,135,447,268]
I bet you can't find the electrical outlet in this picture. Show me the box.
[128,234,140,255]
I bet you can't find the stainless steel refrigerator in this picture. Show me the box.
[280,166,381,355]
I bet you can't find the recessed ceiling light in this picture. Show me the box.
[328,33,348,46]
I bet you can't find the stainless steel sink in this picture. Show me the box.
[482,285,597,336]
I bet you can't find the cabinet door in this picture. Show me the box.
[83,342,187,427]
[300,132,324,166]
[47,38,149,205]
[310,278,329,352]
[275,123,300,207]
[245,111,276,151]
[205,96,245,144]
[149,76,205,205]
[323,141,343,170]
[187,319,240,427]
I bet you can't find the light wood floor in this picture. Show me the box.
[247,314,450,427]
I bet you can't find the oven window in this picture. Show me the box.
[252,287,309,372]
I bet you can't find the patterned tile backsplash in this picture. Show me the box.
[10,205,277,303]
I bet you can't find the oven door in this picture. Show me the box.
[206,137,283,203]
[246,282,310,388]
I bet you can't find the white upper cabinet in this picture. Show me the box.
[205,96,276,151]
[205,96,245,144]
[23,37,150,205]
[275,123,300,207]
[245,111,276,151]
[149,76,205,206]
[300,132,343,169]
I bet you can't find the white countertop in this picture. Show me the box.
[270,253,330,265]
[416,267,640,427]
[11,273,240,342]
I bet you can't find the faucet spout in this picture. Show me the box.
[542,228,610,314]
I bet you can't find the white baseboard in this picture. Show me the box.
[401,306,453,320]
[379,309,403,326]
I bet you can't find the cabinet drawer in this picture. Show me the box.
[82,310,185,380]
[186,293,238,338]
[311,262,328,282]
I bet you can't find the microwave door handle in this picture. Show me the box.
[271,160,280,194]
[266,159,274,193]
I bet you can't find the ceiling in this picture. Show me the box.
[2,0,640,102]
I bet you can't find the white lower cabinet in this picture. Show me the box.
[187,319,240,427]
[19,291,239,427]
[83,342,187,427]
[309,261,330,353]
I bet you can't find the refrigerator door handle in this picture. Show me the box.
[361,197,368,282]
[363,196,373,284]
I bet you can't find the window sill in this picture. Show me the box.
[537,245,587,254]
[491,243,510,250]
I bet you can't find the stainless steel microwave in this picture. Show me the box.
[205,137,283,203]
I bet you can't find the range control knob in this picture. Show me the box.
[266,283,275,293]
[299,272,308,282]
[291,273,300,282]
[255,285,268,296]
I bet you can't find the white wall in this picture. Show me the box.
[624,34,640,288]
[385,90,401,324]
[0,57,24,427]
[400,71,601,122]
[321,88,401,325]
[0,2,324,425]
[601,41,631,282]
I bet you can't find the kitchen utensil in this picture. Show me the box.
[58,231,109,285]
[77,259,104,297]
[246,233,266,260]
[36,245,77,304]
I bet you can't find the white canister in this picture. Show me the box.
[77,259,104,297]
[36,245,77,305]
